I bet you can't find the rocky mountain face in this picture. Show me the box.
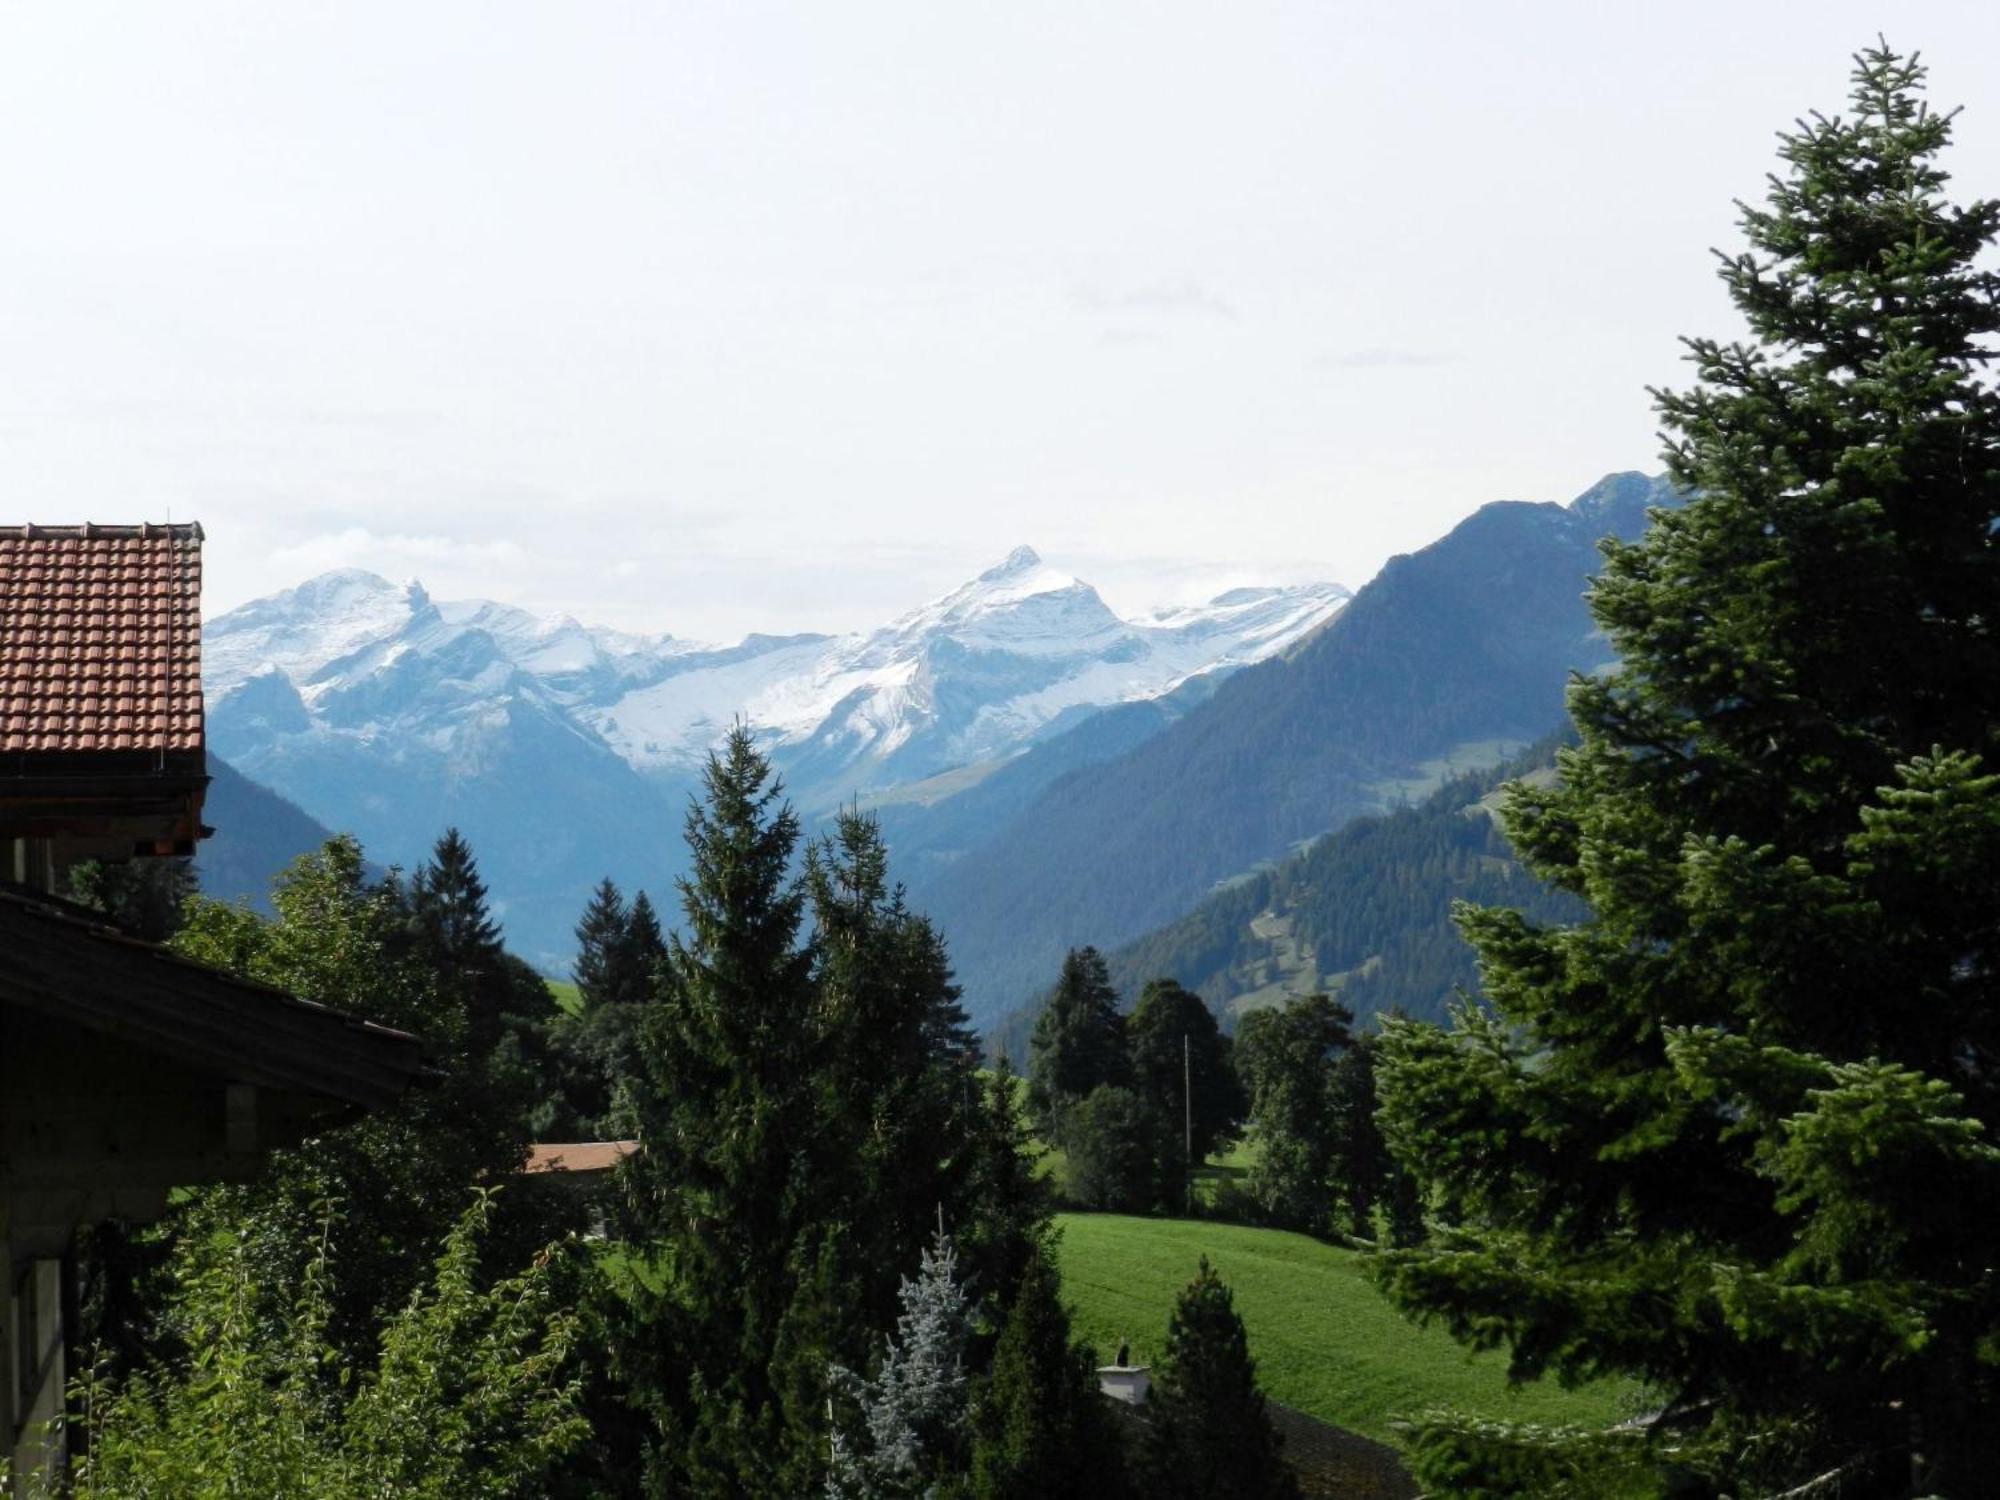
[203,550,1348,967]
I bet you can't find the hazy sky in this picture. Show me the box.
[4,3,1997,640]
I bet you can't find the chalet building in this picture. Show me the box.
[0,523,427,1489]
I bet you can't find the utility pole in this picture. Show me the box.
[1184,1032,1193,1217]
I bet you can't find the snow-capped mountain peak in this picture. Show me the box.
[879,548,1123,658]
[204,568,425,693]
[979,544,1044,580]
[206,549,1349,815]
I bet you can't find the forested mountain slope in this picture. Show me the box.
[1104,734,1583,1027]
[197,756,347,910]
[917,472,1675,1028]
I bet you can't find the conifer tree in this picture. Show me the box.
[615,726,818,1493]
[965,1248,1128,1500]
[752,812,984,1469]
[411,827,501,955]
[540,877,663,1139]
[571,878,629,1011]
[1376,43,2000,1496]
[806,811,981,1341]
[1139,1258,1297,1500]
[1026,947,1130,1142]
[411,827,509,1056]
[620,887,667,997]
[957,1056,1050,1342]
[825,1229,973,1499]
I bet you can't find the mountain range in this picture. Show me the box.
[200,471,1676,1030]
[202,550,1349,967]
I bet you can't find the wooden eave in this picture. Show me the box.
[0,751,208,849]
[0,886,429,1112]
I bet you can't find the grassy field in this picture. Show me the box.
[1190,1134,1259,1208]
[1053,1213,1629,1444]
[547,979,583,1017]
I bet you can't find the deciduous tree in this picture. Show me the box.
[1235,995,1353,1233]
[1126,978,1243,1208]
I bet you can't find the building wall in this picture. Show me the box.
[5,1257,63,1487]
[1,1009,232,1496]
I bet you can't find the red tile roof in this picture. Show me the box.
[0,523,204,754]
[523,1141,640,1175]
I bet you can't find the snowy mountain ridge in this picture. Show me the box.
[205,549,1349,812]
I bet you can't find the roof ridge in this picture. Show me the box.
[0,522,205,541]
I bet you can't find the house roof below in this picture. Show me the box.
[0,884,429,1111]
[523,1141,640,1176]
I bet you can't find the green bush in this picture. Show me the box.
[47,1191,587,1500]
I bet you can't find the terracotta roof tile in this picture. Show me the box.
[0,523,204,753]
[522,1141,640,1175]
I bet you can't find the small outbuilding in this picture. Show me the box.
[1097,1348,1151,1406]
[522,1140,640,1238]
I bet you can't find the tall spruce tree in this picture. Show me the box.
[1375,44,2000,1497]
[572,878,631,1011]
[614,726,819,1493]
[410,827,509,1056]
[751,810,985,1470]
[621,887,668,996]
[957,1055,1051,1345]
[1138,1258,1297,1500]
[805,811,981,1341]
[1026,946,1130,1142]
